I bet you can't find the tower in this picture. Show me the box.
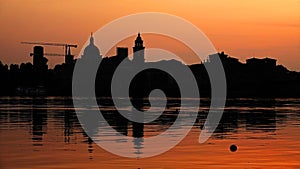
[117,47,128,60]
[65,47,74,65]
[133,33,145,63]
[33,46,44,67]
[32,46,48,71]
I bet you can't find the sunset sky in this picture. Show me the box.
[1,0,299,70]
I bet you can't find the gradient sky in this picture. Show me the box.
[1,0,299,70]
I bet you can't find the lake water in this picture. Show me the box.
[0,97,299,168]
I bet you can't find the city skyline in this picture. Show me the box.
[1,2,300,167]
[0,0,299,70]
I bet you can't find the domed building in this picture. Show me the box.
[81,33,102,61]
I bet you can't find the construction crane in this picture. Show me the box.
[21,41,77,56]
[21,41,77,64]
[30,53,64,57]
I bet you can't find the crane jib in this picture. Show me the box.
[21,41,77,57]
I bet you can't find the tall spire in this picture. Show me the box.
[135,32,143,47]
[90,32,94,44]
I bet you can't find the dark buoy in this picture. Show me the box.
[230,144,237,152]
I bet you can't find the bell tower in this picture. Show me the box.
[133,33,145,63]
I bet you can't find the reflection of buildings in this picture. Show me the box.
[244,110,276,132]
[0,97,297,161]
[198,108,279,139]
[31,99,48,146]
[101,109,129,136]
[214,111,239,138]
[100,108,145,156]
[64,108,77,143]
[197,110,238,139]
[197,99,283,139]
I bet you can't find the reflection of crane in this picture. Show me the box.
[21,41,77,64]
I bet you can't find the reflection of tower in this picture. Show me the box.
[132,120,144,156]
[81,33,102,61]
[133,33,145,63]
[82,132,94,159]
[32,99,47,146]
[132,122,144,137]
[64,108,77,143]
[87,136,94,159]
[132,104,145,138]
[133,137,144,156]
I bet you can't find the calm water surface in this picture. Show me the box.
[0,97,299,168]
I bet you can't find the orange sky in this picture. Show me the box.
[0,0,299,70]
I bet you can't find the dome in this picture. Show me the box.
[82,34,101,60]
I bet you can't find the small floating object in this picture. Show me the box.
[230,144,237,152]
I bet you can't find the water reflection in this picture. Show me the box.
[244,109,277,132]
[82,132,94,159]
[0,97,297,143]
[32,104,47,146]
[0,97,299,167]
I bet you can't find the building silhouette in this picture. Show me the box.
[65,47,75,65]
[117,47,128,60]
[207,51,242,69]
[0,33,300,97]
[132,33,145,63]
[32,46,48,71]
[246,57,277,70]
[81,33,102,61]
